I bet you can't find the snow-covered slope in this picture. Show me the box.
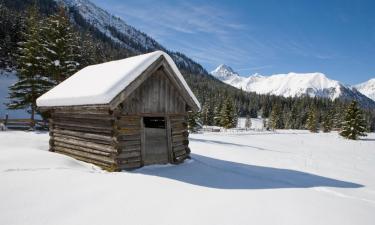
[1,130,375,225]
[353,78,375,101]
[212,65,375,105]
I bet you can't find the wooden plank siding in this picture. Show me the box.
[169,115,189,162]
[49,109,120,171]
[122,69,186,115]
[116,115,142,170]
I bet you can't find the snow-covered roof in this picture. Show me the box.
[37,51,200,110]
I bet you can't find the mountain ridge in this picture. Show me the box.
[211,64,375,106]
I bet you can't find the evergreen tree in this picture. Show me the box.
[187,111,202,133]
[306,107,318,132]
[322,110,334,132]
[7,5,53,127]
[269,103,283,130]
[220,98,235,129]
[213,103,222,126]
[245,115,252,130]
[340,101,367,140]
[41,5,81,84]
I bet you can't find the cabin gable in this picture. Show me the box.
[121,67,187,115]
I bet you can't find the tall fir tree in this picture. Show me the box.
[306,107,318,132]
[41,5,81,84]
[213,103,222,126]
[269,103,283,130]
[7,4,53,127]
[340,101,367,140]
[187,111,202,132]
[322,109,334,132]
[220,98,236,129]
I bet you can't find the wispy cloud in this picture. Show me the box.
[96,0,271,71]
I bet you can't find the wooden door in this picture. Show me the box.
[143,117,169,165]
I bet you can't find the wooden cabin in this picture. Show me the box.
[37,51,201,171]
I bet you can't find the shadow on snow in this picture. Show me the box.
[133,154,363,190]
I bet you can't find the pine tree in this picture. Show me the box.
[306,107,318,132]
[7,5,53,128]
[269,103,282,130]
[41,6,81,84]
[245,115,252,130]
[322,110,334,132]
[220,98,235,129]
[187,111,202,132]
[340,101,367,140]
[213,103,222,126]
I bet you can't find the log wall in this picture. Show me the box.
[116,115,142,170]
[169,115,190,162]
[49,108,119,171]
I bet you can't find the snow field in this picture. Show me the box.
[1,130,375,225]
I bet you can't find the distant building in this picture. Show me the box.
[237,117,265,130]
[37,51,200,171]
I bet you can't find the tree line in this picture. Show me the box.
[1,2,375,139]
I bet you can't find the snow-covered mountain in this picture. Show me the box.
[353,79,375,102]
[211,64,375,106]
[58,0,206,75]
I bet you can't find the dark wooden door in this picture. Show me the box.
[143,117,168,165]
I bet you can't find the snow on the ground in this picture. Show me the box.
[1,130,375,225]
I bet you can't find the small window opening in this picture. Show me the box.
[144,117,165,128]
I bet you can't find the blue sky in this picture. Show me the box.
[92,0,375,85]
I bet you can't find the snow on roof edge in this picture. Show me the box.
[36,51,201,111]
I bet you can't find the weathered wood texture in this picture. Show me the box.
[50,110,119,171]
[45,63,194,171]
[122,69,186,115]
[116,115,142,169]
[169,115,189,163]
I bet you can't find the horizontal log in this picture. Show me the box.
[118,151,141,159]
[54,124,112,134]
[54,125,112,135]
[172,140,189,146]
[54,141,113,156]
[174,149,187,157]
[117,134,140,141]
[117,122,140,129]
[53,133,115,146]
[53,116,113,125]
[172,141,185,148]
[172,135,187,142]
[52,128,114,143]
[53,136,117,153]
[54,146,116,164]
[171,124,187,130]
[173,145,187,153]
[54,149,115,170]
[171,129,188,136]
[119,145,141,152]
[117,129,141,135]
[118,156,141,164]
[119,116,141,122]
[53,117,113,127]
[119,140,141,146]
[53,106,109,114]
[53,112,114,121]
[119,162,142,170]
